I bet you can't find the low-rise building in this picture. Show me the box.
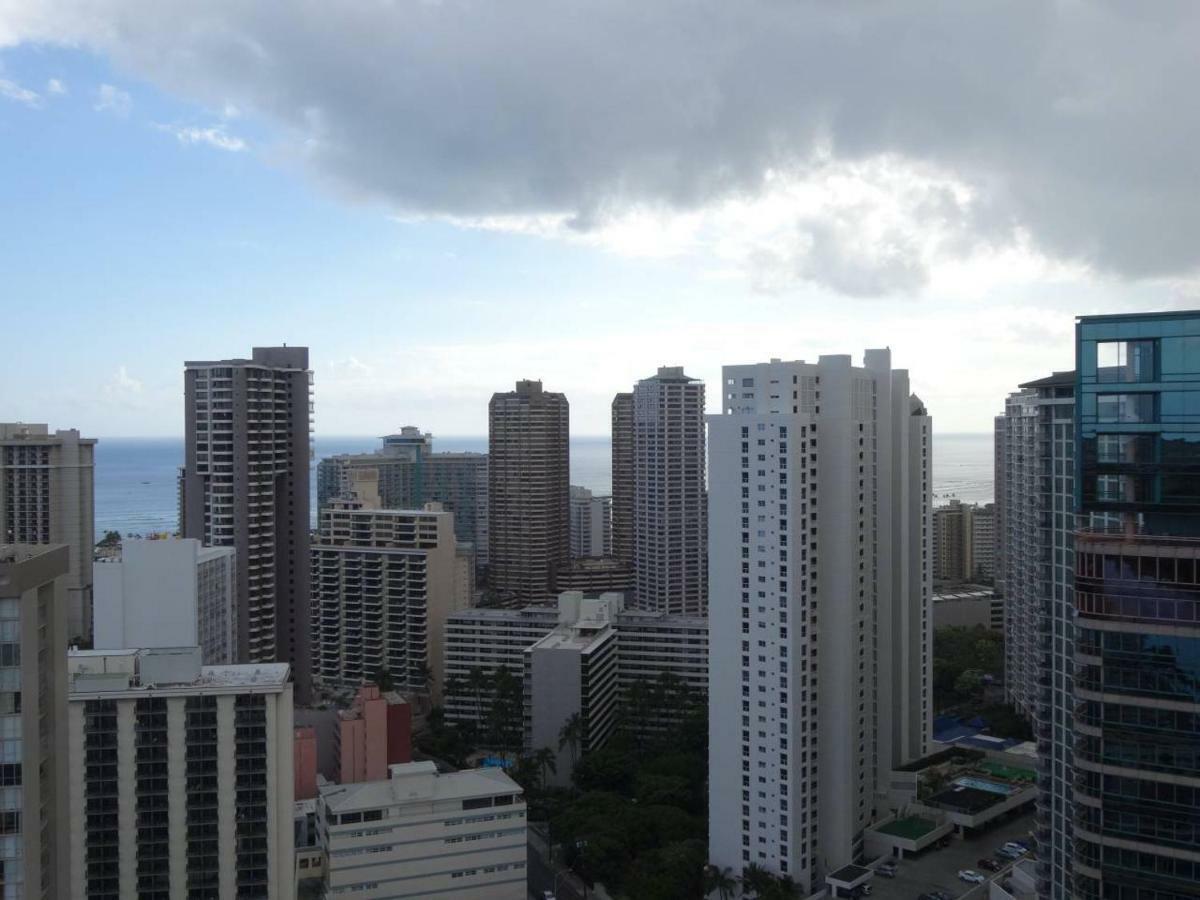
[318,761,526,899]
[94,537,237,664]
[66,646,294,899]
[336,684,413,784]
[932,586,1003,632]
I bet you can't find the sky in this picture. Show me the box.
[2,1,1198,437]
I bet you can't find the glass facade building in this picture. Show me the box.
[1071,311,1200,900]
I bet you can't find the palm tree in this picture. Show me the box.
[534,746,558,788]
[770,874,800,899]
[740,863,773,899]
[466,666,488,728]
[558,712,583,771]
[704,864,737,900]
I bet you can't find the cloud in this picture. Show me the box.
[156,123,246,151]
[4,2,1200,293]
[101,365,144,403]
[45,77,65,94]
[0,76,39,106]
[93,82,130,116]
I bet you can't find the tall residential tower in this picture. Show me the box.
[708,351,931,893]
[0,423,96,639]
[487,381,569,601]
[182,346,313,698]
[632,367,707,614]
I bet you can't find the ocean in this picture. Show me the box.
[94,432,992,536]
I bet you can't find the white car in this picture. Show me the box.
[1002,842,1029,855]
[958,870,987,884]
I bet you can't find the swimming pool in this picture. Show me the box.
[955,776,1016,796]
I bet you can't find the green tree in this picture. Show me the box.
[955,668,985,699]
[740,862,774,898]
[559,712,583,770]
[534,746,558,789]
[372,667,395,692]
[704,864,737,900]
[467,666,488,726]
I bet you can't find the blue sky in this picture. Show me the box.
[2,4,1197,437]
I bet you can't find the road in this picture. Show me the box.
[867,810,1035,900]
[527,823,589,900]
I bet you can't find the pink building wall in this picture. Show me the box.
[294,726,318,801]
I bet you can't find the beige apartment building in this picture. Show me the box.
[0,423,96,640]
[0,544,71,900]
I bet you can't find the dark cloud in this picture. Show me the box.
[7,0,1200,287]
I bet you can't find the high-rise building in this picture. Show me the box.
[0,423,96,640]
[488,381,569,601]
[310,499,470,702]
[632,366,707,614]
[970,502,996,581]
[67,646,294,899]
[0,544,71,900]
[707,351,931,892]
[995,371,1076,896]
[317,427,489,568]
[569,485,612,558]
[318,761,527,899]
[611,392,634,565]
[1069,311,1200,900]
[93,538,237,664]
[182,346,313,699]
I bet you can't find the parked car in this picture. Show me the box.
[958,870,987,884]
[995,847,1020,860]
[978,858,1001,872]
[930,891,952,900]
[862,886,872,896]
[877,865,897,879]
[1011,839,1031,850]
[1002,842,1029,855]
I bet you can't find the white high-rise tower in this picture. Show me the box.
[707,350,931,893]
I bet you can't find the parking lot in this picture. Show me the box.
[866,810,1035,900]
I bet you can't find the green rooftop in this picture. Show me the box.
[977,761,1036,783]
[876,816,938,840]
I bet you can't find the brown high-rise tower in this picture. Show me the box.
[182,346,313,700]
[488,380,569,601]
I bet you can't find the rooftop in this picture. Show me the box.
[875,815,939,840]
[1018,370,1075,389]
[928,785,1005,815]
[320,762,521,814]
[933,586,995,603]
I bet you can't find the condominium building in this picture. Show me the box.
[931,499,995,584]
[0,544,71,900]
[970,503,996,581]
[632,367,707,614]
[182,346,313,699]
[611,392,634,565]
[995,371,1076,895]
[443,592,708,734]
[551,556,634,596]
[569,485,612,558]
[0,423,96,640]
[94,537,237,664]
[318,761,526,899]
[67,646,294,900]
[1069,311,1200,900]
[488,381,570,601]
[311,499,470,702]
[317,427,489,568]
[708,351,932,893]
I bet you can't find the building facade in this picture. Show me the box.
[569,485,612,558]
[318,761,526,899]
[992,371,1078,898]
[0,544,70,900]
[611,392,634,566]
[67,646,294,900]
[310,500,469,702]
[707,351,932,892]
[632,367,707,614]
[551,556,634,596]
[317,428,489,569]
[1070,311,1200,900]
[182,346,313,699]
[94,538,237,664]
[443,592,708,736]
[970,503,996,582]
[336,685,413,785]
[0,423,95,640]
[488,381,570,601]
